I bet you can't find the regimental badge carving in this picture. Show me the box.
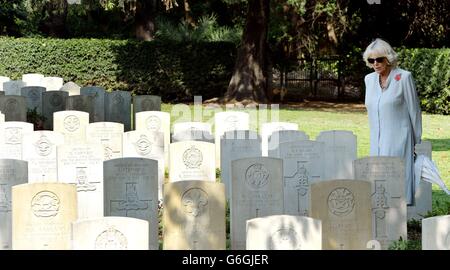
[182,145,203,169]
[141,99,154,111]
[145,115,161,131]
[95,226,128,250]
[224,115,238,130]
[0,184,11,213]
[5,98,18,112]
[31,191,60,217]
[182,188,208,217]
[113,94,124,105]
[111,183,151,216]
[245,163,269,189]
[327,187,355,217]
[133,135,152,156]
[5,127,22,145]
[50,93,63,107]
[74,167,99,192]
[34,134,53,156]
[29,89,40,102]
[269,228,300,250]
[63,115,80,132]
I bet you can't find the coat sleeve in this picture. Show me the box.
[403,71,422,145]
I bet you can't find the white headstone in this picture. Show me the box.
[316,130,357,180]
[135,111,170,166]
[0,121,34,160]
[0,159,28,250]
[214,111,250,168]
[220,130,261,199]
[246,215,322,250]
[42,76,63,91]
[353,157,407,249]
[22,131,64,183]
[269,140,325,216]
[72,217,149,250]
[173,122,212,135]
[123,130,165,200]
[103,158,159,250]
[169,141,216,182]
[261,122,298,156]
[22,73,45,87]
[86,122,123,161]
[422,215,450,250]
[0,76,10,91]
[231,157,284,250]
[57,143,104,219]
[60,82,80,96]
[267,130,309,153]
[53,110,89,144]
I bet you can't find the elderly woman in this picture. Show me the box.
[363,38,422,205]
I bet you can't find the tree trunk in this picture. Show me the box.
[224,0,270,104]
[135,0,156,41]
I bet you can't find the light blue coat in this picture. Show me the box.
[365,67,422,205]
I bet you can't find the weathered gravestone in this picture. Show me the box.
[66,95,95,123]
[408,141,433,220]
[80,86,105,122]
[105,91,131,131]
[86,122,123,161]
[169,141,216,182]
[246,215,322,250]
[316,130,357,180]
[22,131,64,183]
[12,183,77,250]
[231,157,284,250]
[57,143,103,219]
[0,76,10,91]
[353,157,407,249]
[173,122,212,135]
[269,140,325,217]
[53,110,89,144]
[22,73,44,87]
[261,122,298,156]
[42,76,63,91]
[268,130,309,154]
[42,91,67,130]
[0,121,34,160]
[72,217,149,250]
[3,80,25,96]
[133,95,161,116]
[21,86,45,114]
[0,96,27,121]
[163,181,226,250]
[311,179,372,250]
[220,130,261,200]
[214,111,250,169]
[172,130,214,143]
[104,158,159,250]
[123,130,165,200]
[60,82,80,96]
[0,159,28,250]
[422,215,450,250]
[135,111,170,166]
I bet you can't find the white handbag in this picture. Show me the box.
[414,154,450,195]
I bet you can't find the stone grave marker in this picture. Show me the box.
[163,181,226,250]
[66,95,95,123]
[42,76,63,91]
[3,80,25,96]
[42,91,67,130]
[0,121,34,160]
[60,82,80,96]
[103,158,159,250]
[22,73,44,87]
[0,159,28,250]
[105,91,131,131]
[172,130,214,143]
[0,96,27,121]
[422,215,450,250]
[22,131,64,183]
[0,76,10,91]
[261,122,298,156]
[21,86,45,114]
[133,95,161,116]
[246,215,322,250]
[311,179,372,250]
[86,122,123,161]
[231,157,284,250]
[72,217,149,250]
[53,110,89,144]
[268,130,309,154]
[12,183,77,250]
[354,157,407,249]
[80,86,105,122]
[173,122,212,135]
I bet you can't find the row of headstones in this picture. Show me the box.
[4,177,449,250]
[0,113,433,220]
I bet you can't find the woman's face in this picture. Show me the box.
[368,55,389,75]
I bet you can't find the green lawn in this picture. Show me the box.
[161,103,450,211]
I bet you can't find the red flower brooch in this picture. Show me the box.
[395,74,401,81]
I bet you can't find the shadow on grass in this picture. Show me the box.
[428,139,450,152]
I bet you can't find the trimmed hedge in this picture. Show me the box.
[397,48,450,115]
[0,37,237,101]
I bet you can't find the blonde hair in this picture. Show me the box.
[363,38,398,68]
